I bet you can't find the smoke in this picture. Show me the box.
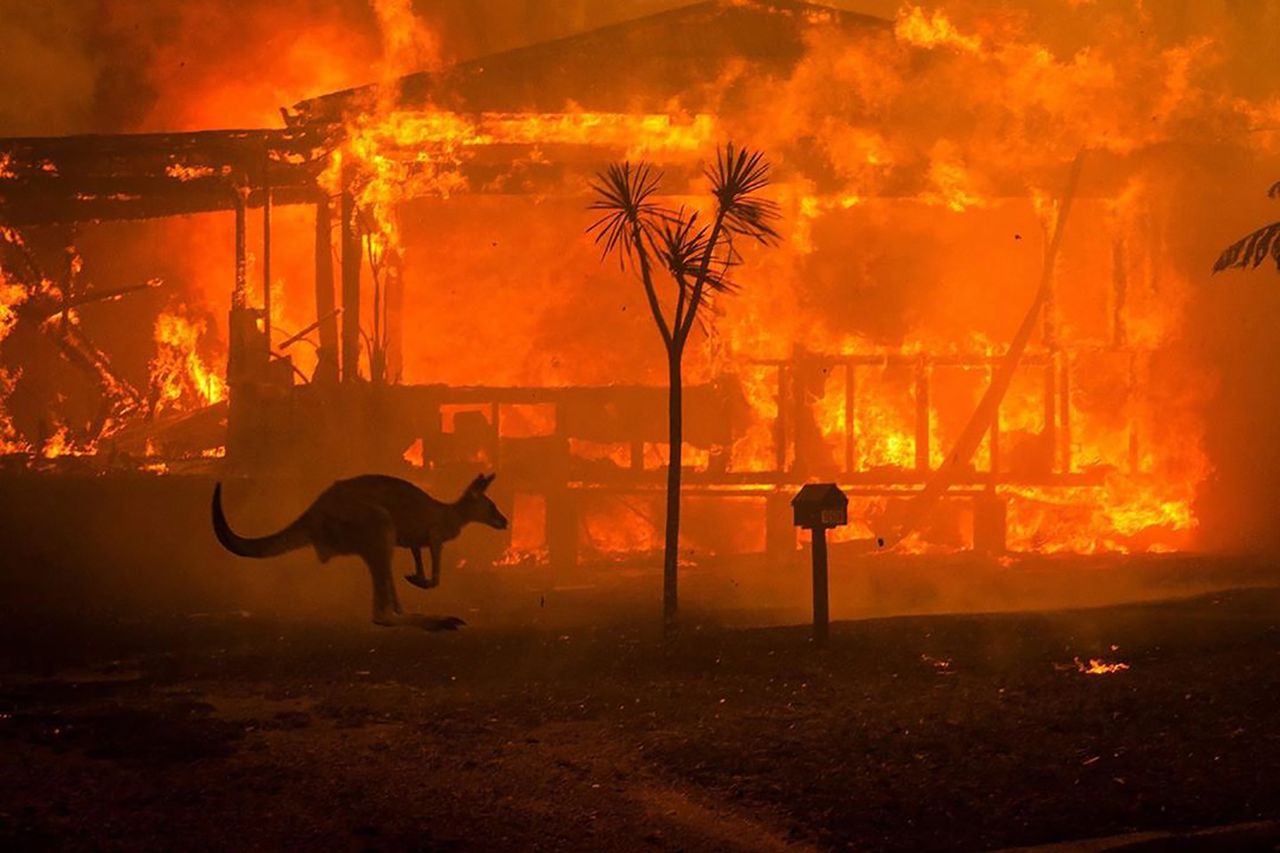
[4,0,1280,556]
[0,1,99,135]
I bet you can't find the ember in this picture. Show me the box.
[0,0,1277,560]
[1074,657,1132,676]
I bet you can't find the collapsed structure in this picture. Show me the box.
[2,0,1264,566]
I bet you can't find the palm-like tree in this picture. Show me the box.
[1214,181,1280,273]
[588,144,779,637]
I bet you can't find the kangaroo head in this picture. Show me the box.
[459,473,508,530]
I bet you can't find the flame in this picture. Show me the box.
[402,437,425,468]
[319,109,715,300]
[0,270,30,454]
[5,0,1271,561]
[149,307,227,415]
[894,5,983,55]
[1074,657,1130,676]
[164,163,218,182]
[41,426,96,459]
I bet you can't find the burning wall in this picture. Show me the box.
[3,0,1280,556]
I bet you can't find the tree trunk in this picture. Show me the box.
[663,348,683,637]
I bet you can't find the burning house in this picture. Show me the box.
[1,0,1275,571]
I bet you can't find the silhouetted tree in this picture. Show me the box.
[588,144,779,636]
[1214,181,1280,273]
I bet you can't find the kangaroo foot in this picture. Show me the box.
[372,613,465,631]
[404,574,435,590]
[401,614,466,631]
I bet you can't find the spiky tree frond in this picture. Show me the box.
[587,162,666,268]
[654,209,735,295]
[1214,221,1280,272]
[707,142,781,244]
[1213,180,1280,273]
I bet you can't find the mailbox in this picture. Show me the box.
[791,483,848,530]
[791,483,848,648]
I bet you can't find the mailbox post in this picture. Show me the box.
[791,483,849,648]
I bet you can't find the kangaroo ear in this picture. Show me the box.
[468,473,496,494]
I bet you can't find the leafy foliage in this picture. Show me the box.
[587,143,778,348]
[587,162,665,270]
[654,209,734,294]
[708,143,782,245]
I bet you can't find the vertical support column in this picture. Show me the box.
[844,363,856,475]
[340,172,361,383]
[989,365,1001,477]
[262,151,272,348]
[226,184,256,467]
[1112,235,1129,347]
[1128,353,1141,474]
[774,365,789,474]
[547,407,578,575]
[810,527,829,648]
[791,356,809,475]
[313,196,339,384]
[385,254,404,384]
[1044,359,1057,473]
[1059,354,1071,473]
[914,358,930,474]
[1043,221,1059,474]
[233,189,248,309]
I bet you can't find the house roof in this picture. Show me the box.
[288,1,890,124]
[0,127,329,227]
[0,2,887,227]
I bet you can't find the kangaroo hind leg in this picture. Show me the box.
[358,510,401,627]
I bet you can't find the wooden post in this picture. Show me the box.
[385,253,404,383]
[340,174,361,383]
[1128,353,1140,474]
[811,527,830,648]
[915,358,930,473]
[1059,354,1071,473]
[774,365,789,473]
[313,197,339,384]
[262,155,272,348]
[1044,360,1057,473]
[233,188,248,309]
[990,391,1001,476]
[1043,229,1059,474]
[1112,236,1128,347]
[844,363,856,474]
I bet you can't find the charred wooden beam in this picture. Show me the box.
[262,148,272,347]
[313,198,340,384]
[915,358,930,473]
[385,254,404,384]
[233,188,248,309]
[0,127,328,226]
[50,320,145,421]
[339,171,361,383]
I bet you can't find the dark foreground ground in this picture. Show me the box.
[2,587,1279,852]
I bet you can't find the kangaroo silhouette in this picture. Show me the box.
[212,473,507,628]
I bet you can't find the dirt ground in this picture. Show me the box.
[2,583,1279,852]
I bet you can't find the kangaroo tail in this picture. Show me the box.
[212,483,311,558]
